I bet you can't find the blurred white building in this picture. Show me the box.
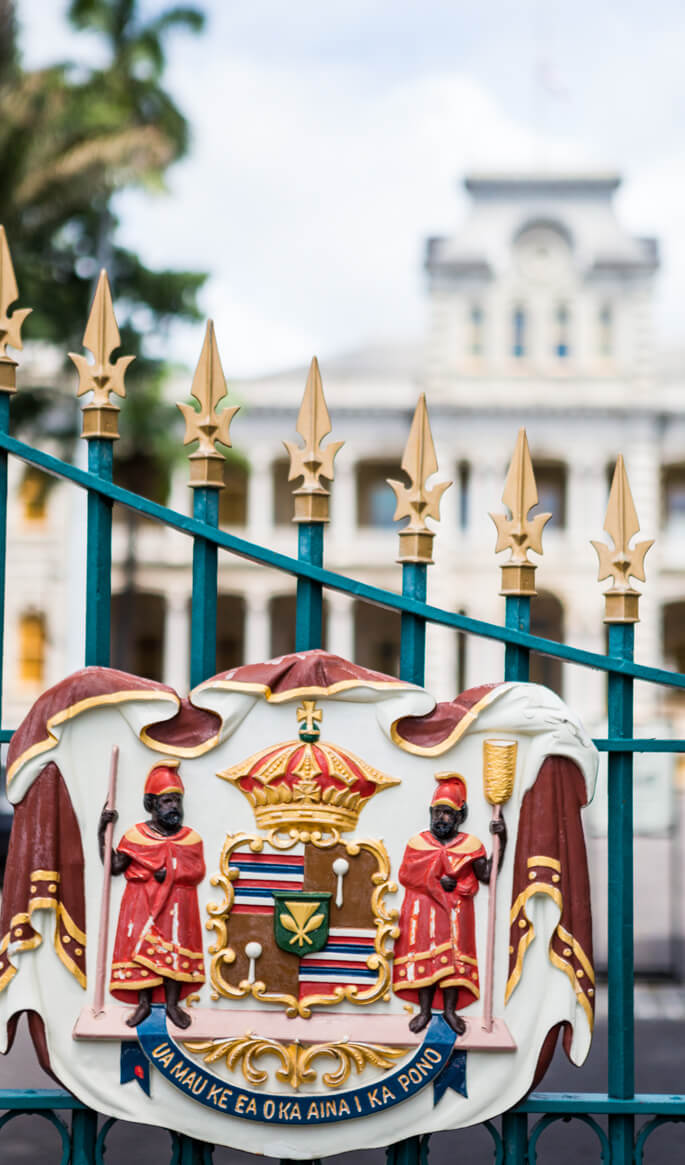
[5,171,685,971]
[6,171,683,725]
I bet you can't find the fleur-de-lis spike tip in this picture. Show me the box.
[490,429,550,595]
[177,320,239,487]
[69,269,133,438]
[283,357,343,522]
[69,270,133,403]
[0,225,31,367]
[387,394,451,563]
[591,454,653,622]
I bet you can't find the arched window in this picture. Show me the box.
[353,600,400,677]
[531,460,567,529]
[356,461,398,528]
[469,305,484,357]
[512,306,526,358]
[219,462,248,527]
[662,464,685,532]
[555,303,570,358]
[110,592,164,679]
[19,612,46,684]
[216,594,246,671]
[273,458,293,526]
[20,468,50,524]
[598,303,613,358]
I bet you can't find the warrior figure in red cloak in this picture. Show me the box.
[98,763,205,1029]
[392,773,506,1036]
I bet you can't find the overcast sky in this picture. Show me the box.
[16,0,685,376]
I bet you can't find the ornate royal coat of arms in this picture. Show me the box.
[0,651,597,1155]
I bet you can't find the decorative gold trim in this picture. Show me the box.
[193,676,410,703]
[7,688,179,786]
[591,454,653,624]
[387,394,451,564]
[389,685,506,756]
[506,882,594,1031]
[0,871,87,993]
[283,357,343,524]
[184,1034,409,1091]
[527,855,561,872]
[206,831,398,1018]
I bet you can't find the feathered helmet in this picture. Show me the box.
[431,772,467,810]
[144,761,184,798]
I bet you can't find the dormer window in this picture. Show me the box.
[555,303,570,358]
[512,306,526,358]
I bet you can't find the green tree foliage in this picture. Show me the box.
[0,0,207,491]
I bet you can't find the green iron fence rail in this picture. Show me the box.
[1,419,684,1163]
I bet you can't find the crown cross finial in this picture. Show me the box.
[177,320,239,488]
[68,269,133,439]
[297,700,322,740]
[388,393,451,563]
[591,454,653,623]
[0,226,31,391]
[283,357,343,523]
[490,428,551,596]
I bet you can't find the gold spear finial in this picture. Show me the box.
[177,320,239,488]
[387,393,451,563]
[490,428,551,596]
[591,454,653,623]
[0,226,31,391]
[68,269,134,439]
[283,356,343,522]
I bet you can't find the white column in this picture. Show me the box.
[331,457,356,546]
[247,448,274,542]
[327,591,355,661]
[163,592,190,693]
[245,591,271,665]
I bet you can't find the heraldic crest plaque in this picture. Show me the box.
[0,651,597,1155]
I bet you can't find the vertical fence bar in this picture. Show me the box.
[191,486,219,686]
[69,269,134,668]
[295,522,324,651]
[492,430,548,1164]
[590,454,652,1165]
[71,1108,98,1165]
[177,321,237,690]
[504,595,530,684]
[285,358,342,655]
[388,396,449,1165]
[400,562,426,685]
[606,621,635,1163]
[85,438,114,666]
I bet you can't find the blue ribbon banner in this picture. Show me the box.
[125,1006,467,1124]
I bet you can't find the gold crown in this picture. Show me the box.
[217,701,399,833]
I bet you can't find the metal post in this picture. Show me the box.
[190,486,219,687]
[501,1111,528,1163]
[504,595,530,684]
[607,620,635,1163]
[400,562,426,685]
[85,438,113,666]
[71,1108,98,1165]
[295,521,324,651]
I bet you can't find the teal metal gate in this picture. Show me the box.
[1,238,685,1162]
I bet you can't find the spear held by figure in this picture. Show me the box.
[481,739,517,1032]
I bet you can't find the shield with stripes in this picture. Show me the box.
[211,834,387,1013]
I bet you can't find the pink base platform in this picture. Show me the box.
[73,1006,515,1050]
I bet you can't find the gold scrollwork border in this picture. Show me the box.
[205,829,398,1018]
[184,1034,409,1090]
